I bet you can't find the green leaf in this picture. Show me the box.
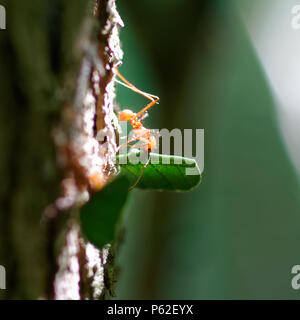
[117,152,202,191]
[80,174,130,249]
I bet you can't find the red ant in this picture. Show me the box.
[115,67,160,189]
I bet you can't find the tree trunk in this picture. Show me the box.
[0,0,123,300]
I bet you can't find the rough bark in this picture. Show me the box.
[0,0,123,299]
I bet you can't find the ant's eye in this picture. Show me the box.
[118,109,135,121]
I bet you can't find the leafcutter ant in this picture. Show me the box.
[115,67,160,189]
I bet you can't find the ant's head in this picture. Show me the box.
[118,109,135,121]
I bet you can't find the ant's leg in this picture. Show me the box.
[135,97,159,119]
[117,134,148,151]
[137,112,148,122]
[115,68,154,101]
[130,157,151,190]
[117,131,151,151]
[117,140,138,151]
[115,68,159,102]
[115,68,160,120]
[115,79,154,102]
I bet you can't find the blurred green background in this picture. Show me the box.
[114,0,300,299]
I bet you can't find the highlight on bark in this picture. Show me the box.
[54,0,124,212]
[51,0,124,300]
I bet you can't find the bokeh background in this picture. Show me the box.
[114,0,300,299]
